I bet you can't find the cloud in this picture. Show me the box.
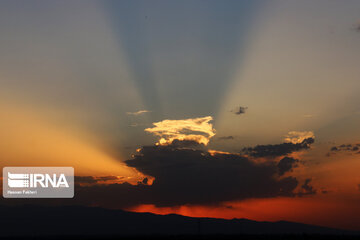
[284,131,315,144]
[231,106,248,115]
[327,143,360,156]
[126,110,151,115]
[129,123,149,127]
[277,157,299,176]
[74,140,301,208]
[218,136,235,140]
[169,139,205,149]
[65,118,316,209]
[297,178,316,196]
[240,137,314,158]
[145,116,215,145]
[75,176,98,184]
[75,175,126,186]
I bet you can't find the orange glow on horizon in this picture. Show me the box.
[129,195,360,231]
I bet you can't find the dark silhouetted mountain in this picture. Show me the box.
[0,205,358,238]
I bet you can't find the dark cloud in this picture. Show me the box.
[330,146,338,151]
[218,136,235,140]
[277,157,299,176]
[231,106,248,115]
[297,179,316,197]
[75,176,98,184]
[73,140,304,208]
[240,138,314,158]
[75,176,121,185]
[327,143,360,156]
[169,139,205,149]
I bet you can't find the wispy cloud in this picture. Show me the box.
[129,123,149,127]
[126,110,151,116]
[218,136,235,140]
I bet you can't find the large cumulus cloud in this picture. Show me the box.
[70,117,317,208]
[74,140,315,208]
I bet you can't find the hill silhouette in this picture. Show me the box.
[0,205,358,238]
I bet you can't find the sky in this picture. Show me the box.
[0,0,360,231]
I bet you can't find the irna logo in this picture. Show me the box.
[3,167,74,198]
[7,172,69,188]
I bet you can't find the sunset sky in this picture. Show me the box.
[0,0,360,231]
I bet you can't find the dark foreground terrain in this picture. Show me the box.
[1,235,359,240]
[0,205,358,239]
[0,234,359,240]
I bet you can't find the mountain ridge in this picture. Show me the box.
[0,205,358,237]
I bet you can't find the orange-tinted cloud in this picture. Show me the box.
[126,110,151,115]
[145,116,215,145]
[75,175,154,186]
[284,131,315,144]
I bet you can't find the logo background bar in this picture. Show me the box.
[3,167,74,198]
